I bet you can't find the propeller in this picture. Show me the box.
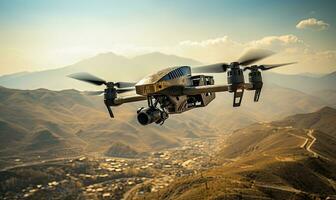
[68,72,136,118]
[243,62,297,71]
[68,72,106,86]
[192,63,229,73]
[192,49,274,73]
[84,91,105,96]
[83,87,135,96]
[68,72,136,88]
[237,49,274,66]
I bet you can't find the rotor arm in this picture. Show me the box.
[182,83,253,95]
[113,95,147,105]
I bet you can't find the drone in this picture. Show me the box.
[69,49,296,126]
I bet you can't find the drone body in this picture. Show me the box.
[69,49,296,125]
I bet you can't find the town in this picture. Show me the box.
[0,137,220,200]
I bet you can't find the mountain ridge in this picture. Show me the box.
[0,52,202,90]
[1,52,335,97]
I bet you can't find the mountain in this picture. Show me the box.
[0,86,221,168]
[0,52,201,90]
[0,52,335,106]
[199,84,326,132]
[273,106,336,137]
[0,84,329,169]
[316,90,336,107]
[263,71,336,94]
[153,107,336,199]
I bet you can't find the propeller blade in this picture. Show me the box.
[83,91,104,96]
[238,49,274,66]
[116,87,135,93]
[115,82,137,88]
[192,63,229,73]
[68,72,107,86]
[259,62,297,70]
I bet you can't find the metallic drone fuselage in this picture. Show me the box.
[68,48,293,125]
[135,66,215,114]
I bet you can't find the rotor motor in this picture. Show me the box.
[246,66,263,102]
[248,67,263,90]
[227,62,245,92]
[104,83,118,106]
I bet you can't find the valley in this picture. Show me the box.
[142,107,336,200]
[1,107,336,199]
[0,53,335,199]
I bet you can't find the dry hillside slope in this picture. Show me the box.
[151,107,336,200]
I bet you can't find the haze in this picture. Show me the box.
[0,0,336,75]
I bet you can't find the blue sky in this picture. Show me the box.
[0,0,335,74]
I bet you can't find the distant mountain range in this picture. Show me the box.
[0,52,201,91]
[0,52,335,93]
[263,71,336,94]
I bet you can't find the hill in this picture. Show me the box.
[104,142,140,158]
[0,86,219,168]
[199,84,326,132]
[151,107,336,199]
[0,84,330,169]
[272,106,336,137]
[25,130,63,151]
[0,120,26,148]
[263,71,336,95]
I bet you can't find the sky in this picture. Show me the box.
[0,0,336,75]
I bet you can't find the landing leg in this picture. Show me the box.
[254,89,261,102]
[233,89,244,107]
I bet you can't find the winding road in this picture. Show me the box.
[306,129,318,157]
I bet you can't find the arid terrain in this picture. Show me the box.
[0,53,336,199]
[142,107,336,200]
[1,77,336,199]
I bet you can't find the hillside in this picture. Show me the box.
[0,83,330,169]
[151,107,336,199]
[272,106,336,137]
[200,84,326,131]
[0,86,219,168]
[263,71,336,94]
[104,142,140,158]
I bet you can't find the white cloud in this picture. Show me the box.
[175,35,306,63]
[296,18,330,31]
[173,35,336,74]
[179,36,241,47]
[248,35,304,50]
[177,36,244,63]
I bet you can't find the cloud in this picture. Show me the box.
[248,35,304,49]
[177,36,244,63]
[296,18,330,31]
[173,35,336,74]
[175,35,305,63]
[179,36,240,47]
